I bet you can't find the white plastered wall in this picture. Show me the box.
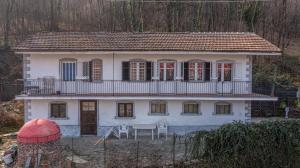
[28,53,249,81]
[28,99,246,127]
[29,99,79,126]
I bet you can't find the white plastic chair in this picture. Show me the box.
[157,120,168,140]
[119,124,129,139]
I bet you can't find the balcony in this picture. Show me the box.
[16,79,276,100]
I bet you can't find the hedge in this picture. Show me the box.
[191,120,300,168]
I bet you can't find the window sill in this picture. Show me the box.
[148,112,169,116]
[49,117,69,120]
[187,80,206,83]
[212,113,234,116]
[180,112,201,116]
[114,116,136,119]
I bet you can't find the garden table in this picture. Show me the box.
[133,124,156,140]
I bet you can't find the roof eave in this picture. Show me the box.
[14,49,282,56]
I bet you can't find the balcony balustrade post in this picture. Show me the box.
[148,81,151,96]
[175,81,177,95]
[222,81,224,96]
[112,80,115,96]
[185,81,187,96]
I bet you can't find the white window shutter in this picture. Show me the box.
[234,62,242,80]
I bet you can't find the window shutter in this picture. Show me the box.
[183,62,189,81]
[146,62,152,81]
[89,61,93,82]
[83,62,89,77]
[204,62,211,81]
[122,62,130,81]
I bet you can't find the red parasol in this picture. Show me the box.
[17,119,61,144]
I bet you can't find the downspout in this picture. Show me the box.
[113,52,115,96]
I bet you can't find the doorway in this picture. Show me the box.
[80,100,97,135]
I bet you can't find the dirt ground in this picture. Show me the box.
[0,136,17,167]
[59,136,189,168]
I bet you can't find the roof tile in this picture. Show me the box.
[14,32,281,53]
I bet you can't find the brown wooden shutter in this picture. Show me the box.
[146,62,152,81]
[122,62,130,81]
[183,62,189,81]
[204,62,211,81]
[89,61,93,82]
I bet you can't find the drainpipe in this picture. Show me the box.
[113,52,115,96]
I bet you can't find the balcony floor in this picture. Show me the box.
[16,92,277,101]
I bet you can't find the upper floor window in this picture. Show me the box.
[184,61,211,81]
[122,61,152,81]
[82,59,102,81]
[91,59,102,81]
[189,62,204,81]
[160,62,175,81]
[60,59,77,81]
[130,62,146,81]
[50,102,67,119]
[215,102,232,115]
[217,63,232,82]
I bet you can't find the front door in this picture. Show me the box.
[80,100,97,135]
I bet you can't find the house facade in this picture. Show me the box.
[15,32,281,136]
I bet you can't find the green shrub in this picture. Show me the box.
[191,121,300,168]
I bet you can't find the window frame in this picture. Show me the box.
[91,59,103,81]
[214,101,232,115]
[216,62,233,82]
[159,60,176,81]
[130,61,146,81]
[116,102,135,118]
[59,58,77,81]
[149,101,168,115]
[188,61,205,81]
[49,102,68,119]
[182,101,201,115]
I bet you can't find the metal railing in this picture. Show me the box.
[15,79,273,97]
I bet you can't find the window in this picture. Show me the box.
[91,59,102,81]
[50,103,67,118]
[215,102,231,115]
[130,62,146,80]
[118,103,133,117]
[60,59,76,81]
[82,62,89,77]
[189,62,204,81]
[183,102,199,114]
[151,101,167,114]
[82,101,96,111]
[160,62,175,81]
[217,63,232,82]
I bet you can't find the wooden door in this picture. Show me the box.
[80,100,97,135]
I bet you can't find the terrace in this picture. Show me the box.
[17,79,275,100]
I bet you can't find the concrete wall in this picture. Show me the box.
[28,99,247,136]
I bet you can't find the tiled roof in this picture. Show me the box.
[14,32,281,53]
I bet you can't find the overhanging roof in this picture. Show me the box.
[14,32,281,54]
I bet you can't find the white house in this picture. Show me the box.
[15,32,281,136]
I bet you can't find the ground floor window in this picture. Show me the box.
[183,102,199,114]
[50,102,67,118]
[215,102,231,114]
[118,103,133,117]
[151,101,167,114]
